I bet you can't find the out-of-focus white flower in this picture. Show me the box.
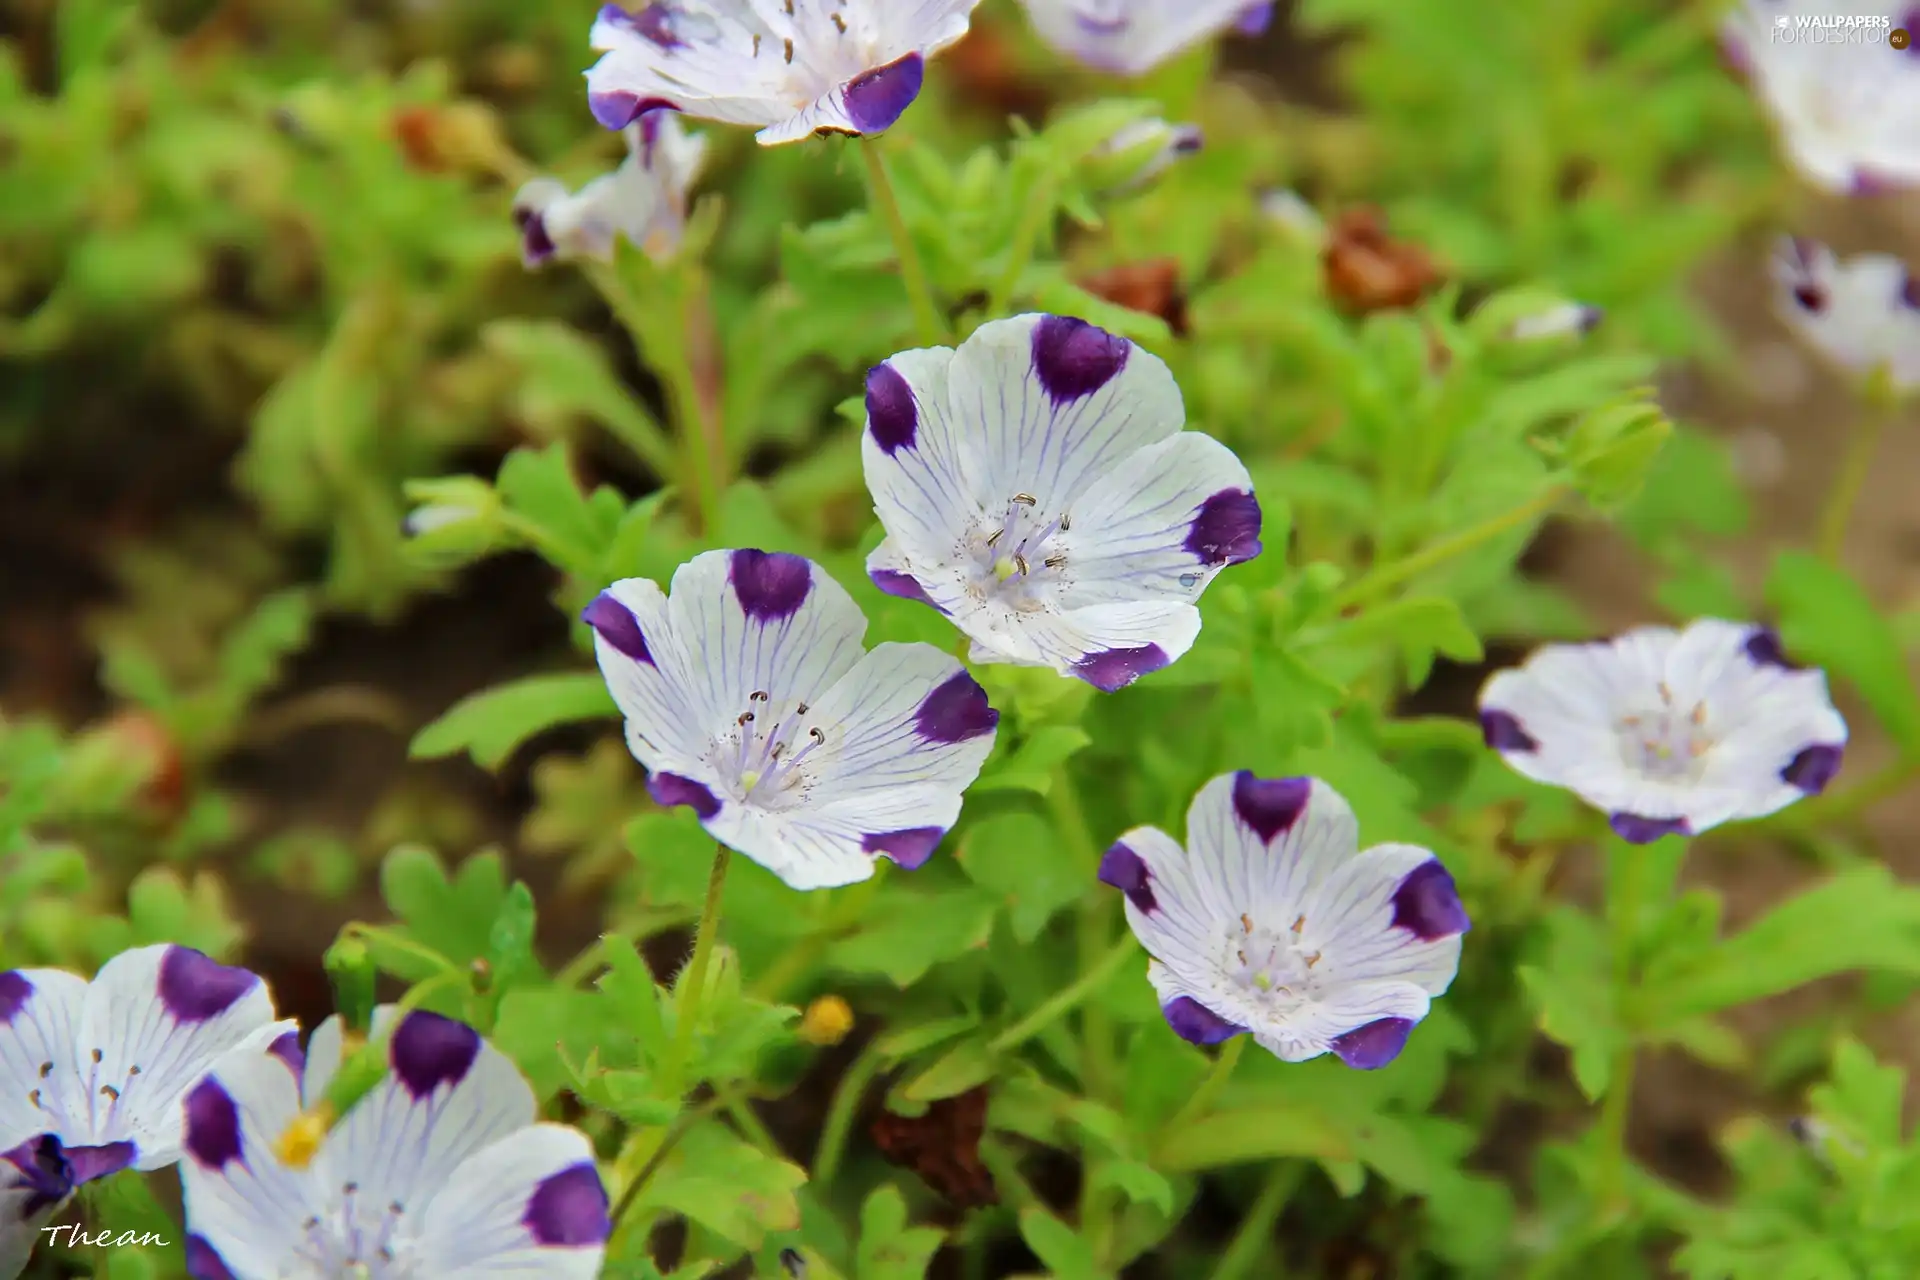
[584,549,1000,889]
[1479,619,1848,842]
[1721,0,1920,193]
[585,1,980,146]
[513,112,706,267]
[180,1008,609,1279]
[1088,118,1204,192]
[1259,188,1325,244]
[1018,0,1272,76]
[1100,772,1468,1068]
[1770,236,1920,392]
[1508,302,1604,342]
[0,947,294,1274]
[861,314,1262,691]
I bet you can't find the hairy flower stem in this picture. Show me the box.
[1326,486,1568,614]
[859,141,945,347]
[1594,836,1649,1219]
[1815,395,1891,562]
[666,842,733,1094]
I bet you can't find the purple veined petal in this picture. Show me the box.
[728,549,813,622]
[1071,643,1170,691]
[1031,315,1131,404]
[1390,860,1471,941]
[582,592,655,666]
[1330,1016,1415,1070]
[1097,841,1156,913]
[182,1078,244,1170]
[913,671,999,744]
[1609,812,1691,844]
[389,1010,482,1099]
[861,827,945,870]
[869,566,941,610]
[157,947,260,1023]
[648,771,723,818]
[524,1162,613,1246]
[1184,489,1262,566]
[865,361,919,455]
[839,53,925,136]
[1782,743,1843,793]
[1161,996,1247,1046]
[1230,772,1312,844]
[1479,708,1539,752]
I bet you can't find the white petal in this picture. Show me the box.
[1771,237,1920,390]
[1017,0,1265,75]
[943,314,1185,513]
[178,1051,321,1279]
[1059,431,1259,610]
[662,550,869,733]
[0,969,87,1147]
[413,1124,608,1275]
[861,344,980,563]
[326,1012,535,1220]
[73,946,286,1169]
[1183,774,1360,923]
[586,576,711,773]
[1250,982,1435,1064]
[1306,844,1464,995]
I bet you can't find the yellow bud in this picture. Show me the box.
[275,1103,335,1169]
[798,995,854,1047]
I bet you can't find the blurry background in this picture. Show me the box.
[4,0,1919,1267]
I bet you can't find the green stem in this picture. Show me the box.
[1156,1036,1246,1152]
[812,1043,885,1188]
[987,936,1136,1055]
[1209,1162,1304,1280]
[1816,394,1892,562]
[666,843,732,1093]
[554,935,609,989]
[988,168,1057,318]
[1594,838,1645,1218]
[859,141,944,346]
[1327,486,1567,614]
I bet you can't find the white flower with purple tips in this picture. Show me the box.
[1721,0,1920,193]
[1770,236,1920,392]
[0,946,293,1271]
[179,1007,609,1280]
[1099,773,1468,1069]
[584,548,1000,890]
[861,314,1261,691]
[585,0,981,147]
[1017,0,1272,76]
[1478,619,1848,843]
[514,113,707,268]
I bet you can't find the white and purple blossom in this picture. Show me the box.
[861,314,1262,691]
[1721,0,1920,193]
[180,1007,609,1279]
[1507,302,1604,343]
[514,112,707,268]
[583,549,1000,889]
[585,1,981,147]
[1770,236,1920,392]
[1099,773,1468,1068]
[1018,0,1272,76]
[1478,619,1848,843]
[0,946,294,1270]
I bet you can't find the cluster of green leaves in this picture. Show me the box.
[11,0,1920,1278]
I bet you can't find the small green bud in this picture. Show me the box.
[1563,393,1672,510]
[322,935,377,1035]
[1466,287,1602,348]
[1078,118,1203,194]
[399,476,503,565]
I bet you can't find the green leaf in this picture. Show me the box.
[495,444,626,578]
[633,1122,807,1251]
[894,1037,995,1105]
[492,986,636,1098]
[855,1185,945,1280]
[410,673,615,770]
[1518,907,1622,1101]
[1151,1105,1352,1171]
[1640,866,1920,1026]
[377,846,520,975]
[829,888,999,987]
[957,811,1087,943]
[486,881,537,987]
[1766,550,1920,754]
[1017,1207,1104,1280]
[973,726,1094,795]
[1088,1157,1175,1216]
[483,319,674,473]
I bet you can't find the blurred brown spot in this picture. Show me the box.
[1077,260,1189,338]
[392,107,448,172]
[942,24,1055,122]
[869,1086,997,1209]
[98,709,188,820]
[1322,207,1442,315]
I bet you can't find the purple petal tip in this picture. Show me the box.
[158,946,259,1023]
[1479,709,1538,753]
[1031,315,1130,404]
[914,671,998,744]
[1072,643,1170,691]
[870,567,941,610]
[840,53,925,135]
[1331,1016,1415,1070]
[1231,772,1312,843]
[862,827,945,870]
[524,1162,612,1246]
[728,549,813,623]
[390,1009,482,1099]
[1390,860,1470,941]
[1609,812,1691,844]
[1162,996,1246,1046]
[649,771,722,819]
[1097,842,1156,913]
[865,362,918,454]
[1782,743,1843,794]
[583,592,655,666]
[1185,489,1262,567]
[183,1079,243,1169]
